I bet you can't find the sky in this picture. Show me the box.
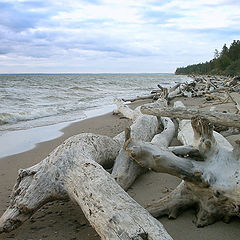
[0,0,239,73]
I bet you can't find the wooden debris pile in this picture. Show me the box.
[1,75,240,239]
[122,75,240,103]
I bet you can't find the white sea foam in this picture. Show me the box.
[0,74,191,157]
[0,73,190,131]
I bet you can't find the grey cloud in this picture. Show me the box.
[0,2,54,32]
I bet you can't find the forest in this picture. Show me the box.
[175,40,240,76]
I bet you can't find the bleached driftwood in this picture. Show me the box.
[113,99,141,120]
[169,83,181,93]
[0,99,175,239]
[125,113,240,227]
[141,105,240,129]
[178,120,233,151]
[0,133,172,239]
[122,94,159,102]
[64,154,172,239]
[122,82,186,103]
[112,98,176,190]
[113,99,159,145]
[157,83,183,100]
[230,92,240,113]
[112,116,175,190]
[0,134,120,233]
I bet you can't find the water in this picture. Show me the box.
[0,74,190,131]
[0,73,190,157]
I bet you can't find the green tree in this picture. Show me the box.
[220,44,229,57]
[229,40,240,61]
[217,55,232,71]
[224,59,240,76]
[214,49,220,59]
[175,40,240,76]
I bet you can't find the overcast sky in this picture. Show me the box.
[0,0,239,73]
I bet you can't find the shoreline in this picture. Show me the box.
[1,98,240,239]
[0,110,132,240]
[0,104,116,159]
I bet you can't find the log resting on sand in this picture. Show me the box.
[112,99,176,190]
[141,105,240,129]
[125,111,240,227]
[2,91,240,239]
[0,99,172,239]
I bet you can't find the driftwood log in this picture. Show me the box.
[122,94,160,102]
[141,105,240,129]
[120,75,239,104]
[0,133,172,239]
[124,110,240,227]
[112,99,175,190]
[113,99,240,227]
[0,99,174,239]
[1,92,240,239]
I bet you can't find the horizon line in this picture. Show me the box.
[0,72,175,75]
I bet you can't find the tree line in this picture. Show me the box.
[175,40,240,76]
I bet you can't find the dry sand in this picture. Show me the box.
[1,98,240,240]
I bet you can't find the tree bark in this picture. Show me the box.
[122,94,159,102]
[0,99,175,239]
[0,132,173,239]
[112,99,175,190]
[141,105,240,129]
[124,116,240,227]
[64,156,173,239]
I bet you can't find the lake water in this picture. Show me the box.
[0,73,190,157]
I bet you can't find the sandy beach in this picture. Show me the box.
[1,98,240,240]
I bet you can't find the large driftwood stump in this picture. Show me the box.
[125,115,240,227]
[2,94,240,239]
[0,100,174,239]
[112,99,175,190]
[0,133,172,239]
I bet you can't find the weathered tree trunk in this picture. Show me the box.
[0,100,174,239]
[230,92,240,113]
[64,155,173,239]
[0,134,120,233]
[0,132,173,239]
[141,105,240,128]
[122,94,159,102]
[112,99,175,190]
[124,115,240,227]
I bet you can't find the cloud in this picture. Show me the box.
[0,0,239,73]
[0,1,54,32]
